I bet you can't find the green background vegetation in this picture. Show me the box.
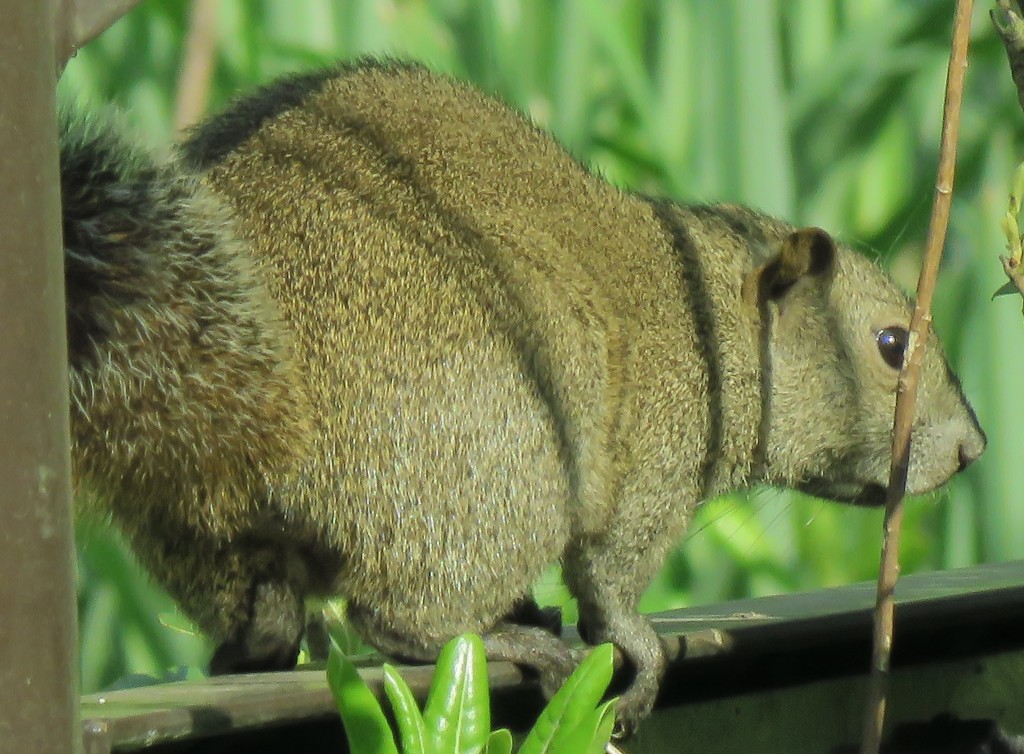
[66,0,1022,694]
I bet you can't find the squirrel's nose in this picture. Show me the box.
[956,417,987,473]
[957,442,980,472]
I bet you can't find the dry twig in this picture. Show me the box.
[56,0,144,72]
[174,0,218,132]
[859,1,974,752]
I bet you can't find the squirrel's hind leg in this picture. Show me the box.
[482,622,584,697]
[346,601,580,694]
[208,575,305,674]
[128,526,308,676]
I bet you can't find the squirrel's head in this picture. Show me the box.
[747,227,985,505]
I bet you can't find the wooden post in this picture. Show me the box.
[0,1,81,752]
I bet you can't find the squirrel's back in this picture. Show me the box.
[179,62,774,541]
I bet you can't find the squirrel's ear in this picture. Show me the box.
[742,227,836,306]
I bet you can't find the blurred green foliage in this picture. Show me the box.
[66,0,1022,694]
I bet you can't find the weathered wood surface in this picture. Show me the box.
[81,559,1024,752]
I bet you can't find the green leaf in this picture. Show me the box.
[327,644,400,754]
[553,699,617,754]
[992,280,1020,299]
[384,664,430,754]
[588,700,617,754]
[423,635,491,754]
[518,644,615,754]
[484,729,513,754]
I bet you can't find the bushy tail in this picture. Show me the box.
[59,107,202,368]
[61,104,314,533]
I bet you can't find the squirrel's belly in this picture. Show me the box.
[272,251,572,624]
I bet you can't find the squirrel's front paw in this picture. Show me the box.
[596,625,667,738]
[609,679,658,740]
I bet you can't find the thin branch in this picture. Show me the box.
[993,0,1024,113]
[860,1,974,752]
[174,0,218,132]
[56,0,145,73]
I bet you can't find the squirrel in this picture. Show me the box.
[63,59,986,733]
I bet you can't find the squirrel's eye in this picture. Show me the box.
[876,326,908,370]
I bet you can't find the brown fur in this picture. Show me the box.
[64,61,985,732]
